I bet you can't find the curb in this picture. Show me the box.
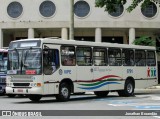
[147,86,160,89]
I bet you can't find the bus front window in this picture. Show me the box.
[8,50,20,71]
[8,49,42,75]
[22,49,42,75]
[0,59,7,72]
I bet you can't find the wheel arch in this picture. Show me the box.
[125,76,135,89]
[60,78,74,93]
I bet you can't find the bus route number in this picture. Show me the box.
[127,69,133,74]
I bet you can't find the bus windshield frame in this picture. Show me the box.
[7,48,42,75]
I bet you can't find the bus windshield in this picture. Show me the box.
[0,51,8,72]
[0,59,7,72]
[8,48,42,75]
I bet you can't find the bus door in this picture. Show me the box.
[75,47,94,92]
[43,44,60,94]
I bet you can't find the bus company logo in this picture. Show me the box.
[147,67,156,77]
[64,70,71,74]
[59,69,63,75]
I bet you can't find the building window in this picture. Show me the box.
[7,2,23,18]
[39,1,56,18]
[108,4,124,17]
[141,2,157,18]
[74,1,90,18]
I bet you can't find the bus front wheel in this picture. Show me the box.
[56,83,70,102]
[118,80,134,97]
[94,91,109,97]
[28,95,42,102]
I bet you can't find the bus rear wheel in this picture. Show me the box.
[56,83,70,102]
[118,80,134,97]
[28,95,42,102]
[94,91,109,97]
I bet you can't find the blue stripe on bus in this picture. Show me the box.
[78,82,121,90]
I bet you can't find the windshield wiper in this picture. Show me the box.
[23,47,33,68]
[14,48,19,69]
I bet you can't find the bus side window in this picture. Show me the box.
[76,47,92,66]
[122,49,134,66]
[93,48,107,66]
[108,48,121,66]
[135,50,146,66]
[61,46,75,66]
[147,51,156,66]
[43,49,59,75]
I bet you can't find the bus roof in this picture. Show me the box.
[10,38,156,50]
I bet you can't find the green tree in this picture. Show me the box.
[133,36,155,46]
[95,0,160,12]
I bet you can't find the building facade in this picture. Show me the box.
[0,0,160,49]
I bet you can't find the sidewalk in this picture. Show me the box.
[147,85,160,89]
[135,84,160,94]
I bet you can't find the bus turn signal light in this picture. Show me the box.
[37,83,42,87]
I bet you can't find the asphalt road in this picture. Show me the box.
[0,89,160,119]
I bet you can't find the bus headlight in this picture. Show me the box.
[30,83,37,87]
[7,83,12,87]
[30,83,42,87]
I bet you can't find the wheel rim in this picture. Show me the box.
[61,87,69,98]
[127,83,133,93]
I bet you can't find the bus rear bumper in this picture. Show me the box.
[6,87,43,95]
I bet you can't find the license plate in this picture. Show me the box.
[17,89,23,92]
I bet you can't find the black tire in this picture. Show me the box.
[56,83,70,102]
[28,95,42,102]
[94,91,109,97]
[0,89,5,96]
[118,80,134,97]
[7,94,16,98]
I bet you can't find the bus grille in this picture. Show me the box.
[13,83,30,87]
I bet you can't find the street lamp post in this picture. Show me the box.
[70,0,74,40]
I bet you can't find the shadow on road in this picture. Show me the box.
[12,95,120,104]
[0,92,154,104]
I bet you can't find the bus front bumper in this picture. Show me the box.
[6,87,43,95]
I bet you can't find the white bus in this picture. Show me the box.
[6,38,158,102]
[0,48,8,95]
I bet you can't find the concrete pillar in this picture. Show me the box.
[61,28,68,40]
[129,28,135,44]
[95,28,102,42]
[0,29,3,48]
[28,28,34,38]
